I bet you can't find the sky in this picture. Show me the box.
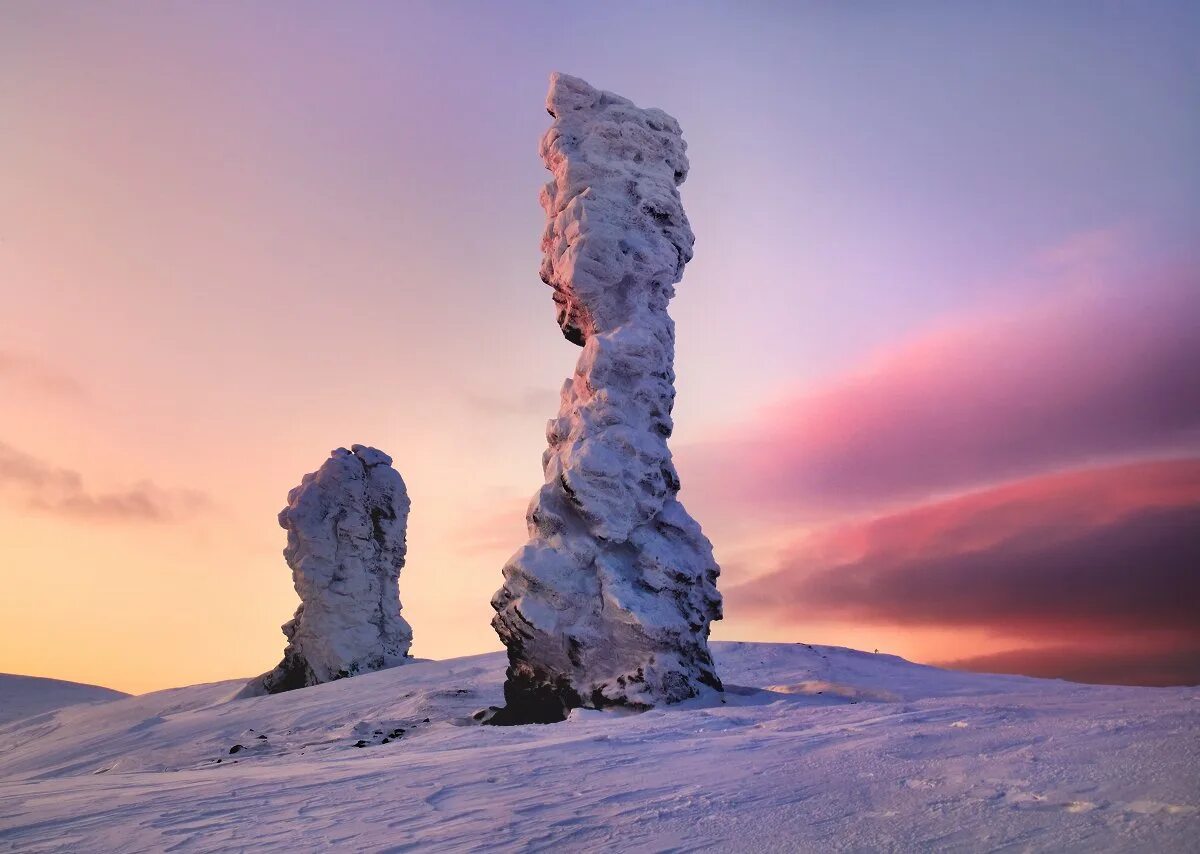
[1,1,1197,694]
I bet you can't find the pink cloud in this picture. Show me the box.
[682,272,1199,516]
[728,458,1200,645]
[0,350,85,400]
[0,441,210,523]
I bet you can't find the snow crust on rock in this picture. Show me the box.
[243,445,413,696]
[490,73,722,723]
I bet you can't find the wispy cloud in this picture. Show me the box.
[0,351,86,400]
[463,387,555,418]
[682,273,1200,518]
[677,241,1200,686]
[0,441,211,523]
[727,459,1200,673]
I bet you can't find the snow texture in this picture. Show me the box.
[0,643,1196,852]
[0,675,127,727]
[490,73,722,723]
[242,445,413,696]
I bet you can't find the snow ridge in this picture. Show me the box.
[0,674,128,726]
[2,643,1196,852]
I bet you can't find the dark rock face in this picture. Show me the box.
[489,73,723,724]
[241,445,413,697]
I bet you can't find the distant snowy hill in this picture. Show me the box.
[0,674,128,726]
[0,643,1195,851]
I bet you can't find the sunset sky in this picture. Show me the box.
[2,2,1197,693]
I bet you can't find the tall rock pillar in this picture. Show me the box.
[490,73,723,724]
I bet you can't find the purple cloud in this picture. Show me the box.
[729,460,1200,635]
[0,441,210,523]
[939,643,1200,688]
[682,275,1200,516]
[761,503,1199,635]
[726,459,1200,684]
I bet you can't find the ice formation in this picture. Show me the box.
[242,445,413,696]
[489,73,723,723]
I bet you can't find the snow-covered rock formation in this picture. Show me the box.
[489,73,723,723]
[242,445,413,696]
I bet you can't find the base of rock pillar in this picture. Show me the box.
[484,663,580,726]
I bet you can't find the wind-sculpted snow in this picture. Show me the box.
[490,73,722,723]
[0,675,128,726]
[242,445,412,696]
[1,644,1197,852]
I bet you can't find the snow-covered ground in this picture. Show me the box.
[0,642,1195,852]
[0,675,127,727]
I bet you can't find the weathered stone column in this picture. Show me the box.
[242,444,413,696]
[490,73,723,723]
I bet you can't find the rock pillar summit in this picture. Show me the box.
[490,73,723,723]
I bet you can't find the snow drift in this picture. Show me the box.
[0,674,127,726]
[0,643,1196,852]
